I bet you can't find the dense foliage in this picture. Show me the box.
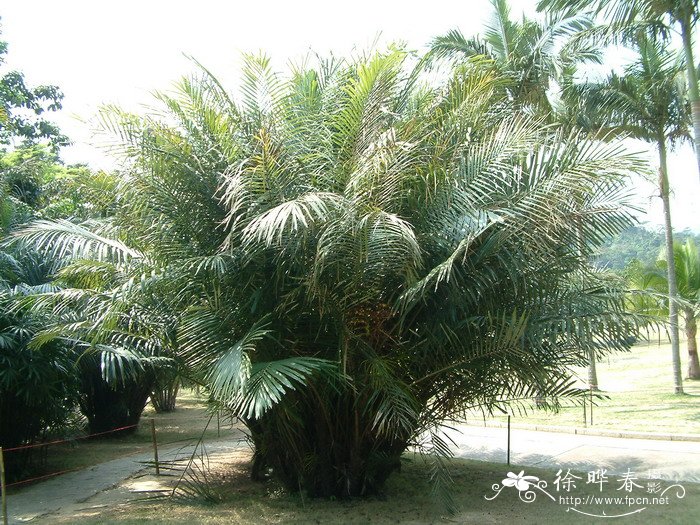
[11,48,648,500]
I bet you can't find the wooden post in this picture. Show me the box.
[217,411,220,438]
[583,398,587,428]
[150,419,160,476]
[589,388,594,426]
[506,415,511,466]
[1,447,8,525]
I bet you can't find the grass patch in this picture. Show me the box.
[474,340,700,435]
[52,453,700,524]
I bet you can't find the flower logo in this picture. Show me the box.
[502,471,540,491]
[485,470,555,503]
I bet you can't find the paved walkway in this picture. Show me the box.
[446,424,700,482]
[6,435,248,524]
[6,426,700,523]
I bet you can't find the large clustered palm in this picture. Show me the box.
[13,49,646,500]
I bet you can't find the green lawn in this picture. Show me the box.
[473,339,700,435]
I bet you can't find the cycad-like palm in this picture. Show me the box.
[573,35,690,393]
[13,49,645,501]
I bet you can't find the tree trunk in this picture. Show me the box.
[658,139,684,394]
[78,361,153,435]
[587,346,599,390]
[242,383,410,497]
[680,15,700,183]
[684,307,700,380]
[151,376,180,413]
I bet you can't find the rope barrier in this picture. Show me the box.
[1,420,231,488]
[5,467,84,488]
[3,424,139,453]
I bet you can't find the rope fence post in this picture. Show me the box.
[506,415,511,466]
[1,447,8,525]
[589,387,594,426]
[150,419,160,476]
[583,397,587,428]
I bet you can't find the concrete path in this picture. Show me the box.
[6,434,248,524]
[446,424,700,482]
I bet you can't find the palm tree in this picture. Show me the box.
[13,50,646,502]
[430,1,607,390]
[674,239,700,378]
[653,240,700,379]
[574,36,690,393]
[539,0,700,182]
[0,246,77,462]
[627,239,700,379]
[429,0,601,118]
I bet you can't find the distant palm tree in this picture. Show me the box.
[429,0,600,117]
[575,36,691,392]
[539,0,700,181]
[628,239,700,379]
[652,240,700,379]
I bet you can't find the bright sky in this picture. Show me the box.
[1,0,698,231]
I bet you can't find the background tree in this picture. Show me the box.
[430,0,607,390]
[664,239,700,378]
[673,239,700,378]
[595,225,700,270]
[574,35,690,393]
[538,0,700,182]
[0,246,78,479]
[626,239,700,379]
[428,0,601,118]
[0,21,67,149]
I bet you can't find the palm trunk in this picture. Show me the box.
[658,139,684,394]
[587,347,599,390]
[680,16,700,182]
[576,218,598,390]
[684,307,700,380]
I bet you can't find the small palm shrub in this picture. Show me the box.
[0,249,78,478]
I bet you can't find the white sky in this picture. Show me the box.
[1,0,698,231]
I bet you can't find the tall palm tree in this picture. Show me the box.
[12,50,646,502]
[429,0,601,118]
[574,36,690,393]
[539,0,700,182]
